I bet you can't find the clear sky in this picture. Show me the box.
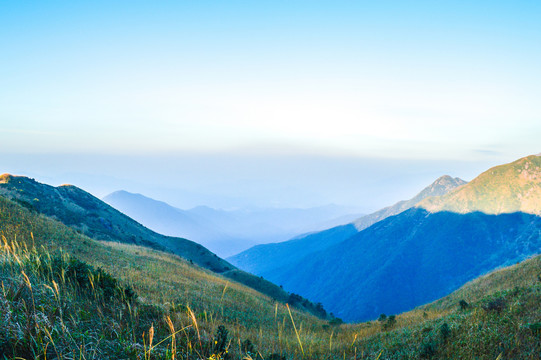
[1,1,540,210]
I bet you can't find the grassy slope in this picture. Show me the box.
[420,155,541,215]
[1,194,540,359]
[424,254,541,311]
[0,173,232,273]
[350,254,541,359]
[0,174,326,316]
[0,195,335,359]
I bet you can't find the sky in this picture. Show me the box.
[1,1,540,211]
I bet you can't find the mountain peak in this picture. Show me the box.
[419,154,541,215]
[351,174,466,231]
[0,173,24,183]
[395,174,467,209]
[0,173,12,183]
[433,174,465,185]
[421,175,467,194]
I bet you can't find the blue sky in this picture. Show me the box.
[1,1,540,209]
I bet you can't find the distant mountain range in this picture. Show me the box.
[228,175,466,280]
[230,155,541,322]
[104,190,363,257]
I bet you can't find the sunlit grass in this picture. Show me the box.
[1,195,540,359]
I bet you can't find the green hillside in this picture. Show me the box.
[1,193,540,359]
[349,253,541,359]
[0,173,232,273]
[0,194,332,359]
[424,254,541,311]
[0,174,328,316]
[419,155,541,215]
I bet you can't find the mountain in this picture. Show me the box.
[0,173,231,272]
[420,154,541,215]
[2,187,539,359]
[0,191,331,359]
[278,208,541,322]
[229,224,359,276]
[353,175,467,231]
[103,190,247,257]
[228,175,466,277]
[256,155,541,322]
[0,174,334,317]
[104,190,363,257]
[0,173,330,310]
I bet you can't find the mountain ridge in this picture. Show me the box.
[1,161,540,358]
[0,173,332,312]
[277,208,541,321]
[419,155,541,215]
[104,189,363,257]
[232,155,541,322]
[263,155,541,321]
[353,174,467,230]
[229,174,466,278]
[0,173,236,271]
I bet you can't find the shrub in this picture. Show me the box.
[439,322,450,343]
[383,315,396,330]
[267,354,286,360]
[528,322,541,336]
[242,338,255,355]
[47,255,138,302]
[214,325,229,354]
[420,341,437,359]
[287,293,303,306]
[482,298,506,313]
[329,317,343,326]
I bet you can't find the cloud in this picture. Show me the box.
[472,149,503,156]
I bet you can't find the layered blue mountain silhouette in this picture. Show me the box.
[230,155,541,322]
[104,190,362,257]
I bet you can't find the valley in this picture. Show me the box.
[1,155,540,359]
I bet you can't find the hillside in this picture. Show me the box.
[233,155,541,323]
[1,192,539,359]
[424,252,541,311]
[351,252,541,359]
[229,224,358,276]
[229,175,465,280]
[103,190,254,257]
[104,190,363,257]
[0,174,329,311]
[276,208,541,322]
[420,154,541,215]
[0,193,333,359]
[0,173,232,273]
